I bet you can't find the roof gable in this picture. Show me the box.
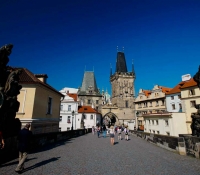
[14,67,64,97]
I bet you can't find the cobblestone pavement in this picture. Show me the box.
[1,133,200,175]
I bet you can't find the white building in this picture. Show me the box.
[59,88,79,131]
[77,106,101,129]
[143,112,188,137]
[165,74,191,113]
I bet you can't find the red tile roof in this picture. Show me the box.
[78,106,100,114]
[180,78,197,89]
[160,86,172,94]
[68,93,78,101]
[143,90,151,97]
[12,67,64,97]
[166,78,197,95]
[166,81,184,95]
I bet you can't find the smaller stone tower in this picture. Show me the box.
[78,71,102,110]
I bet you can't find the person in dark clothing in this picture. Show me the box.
[15,123,32,173]
[102,125,107,138]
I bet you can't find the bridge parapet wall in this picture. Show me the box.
[131,131,200,159]
[0,128,91,164]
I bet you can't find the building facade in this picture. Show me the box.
[77,106,101,128]
[134,85,172,130]
[59,88,79,131]
[143,112,188,136]
[16,68,64,134]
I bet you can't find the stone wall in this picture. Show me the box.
[0,128,92,164]
[131,131,200,159]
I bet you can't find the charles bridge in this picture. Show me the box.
[0,129,200,175]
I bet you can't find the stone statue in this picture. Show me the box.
[0,44,22,138]
[191,104,200,137]
[193,65,200,88]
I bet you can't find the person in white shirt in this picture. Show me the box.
[109,126,115,145]
[117,126,122,140]
[124,127,129,141]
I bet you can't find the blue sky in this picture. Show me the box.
[1,0,200,95]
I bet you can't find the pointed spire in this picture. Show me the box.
[115,51,128,73]
[132,59,135,75]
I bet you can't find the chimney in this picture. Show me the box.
[35,74,48,83]
[181,74,191,82]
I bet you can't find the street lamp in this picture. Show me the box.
[71,110,74,130]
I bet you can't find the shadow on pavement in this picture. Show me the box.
[0,157,37,168]
[21,157,60,173]
[30,139,73,154]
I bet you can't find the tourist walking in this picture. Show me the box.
[92,126,95,135]
[109,126,115,145]
[15,123,33,173]
[97,126,100,138]
[117,126,122,140]
[0,129,5,149]
[124,127,129,141]
[102,125,107,138]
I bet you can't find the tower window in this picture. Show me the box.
[125,101,128,108]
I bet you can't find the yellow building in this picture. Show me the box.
[16,68,64,134]
[135,85,172,130]
[180,78,200,133]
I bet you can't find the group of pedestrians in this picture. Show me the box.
[92,125,130,145]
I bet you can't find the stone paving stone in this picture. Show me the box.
[0,133,200,175]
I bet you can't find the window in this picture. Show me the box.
[162,100,165,106]
[125,101,129,108]
[60,116,62,121]
[149,129,151,133]
[83,114,86,119]
[68,105,71,111]
[172,104,175,110]
[88,100,91,104]
[47,97,52,114]
[156,120,158,125]
[156,101,159,106]
[149,102,152,107]
[60,105,63,111]
[165,120,169,126]
[143,102,147,107]
[90,115,93,120]
[149,111,152,114]
[153,130,155,134]
[67,127,70,131]
[189,89,195,96]
[166,132,170,136]
[149,120,150,124]
[178,95,181,99]
[67,116,71,123]
[171,96,174,100]
[96,100,99,104]
[152,120,154,125]
[190,100,196,107]
[96,106,98,110]
[157,131,160,134]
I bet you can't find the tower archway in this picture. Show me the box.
[102,112,119,127]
